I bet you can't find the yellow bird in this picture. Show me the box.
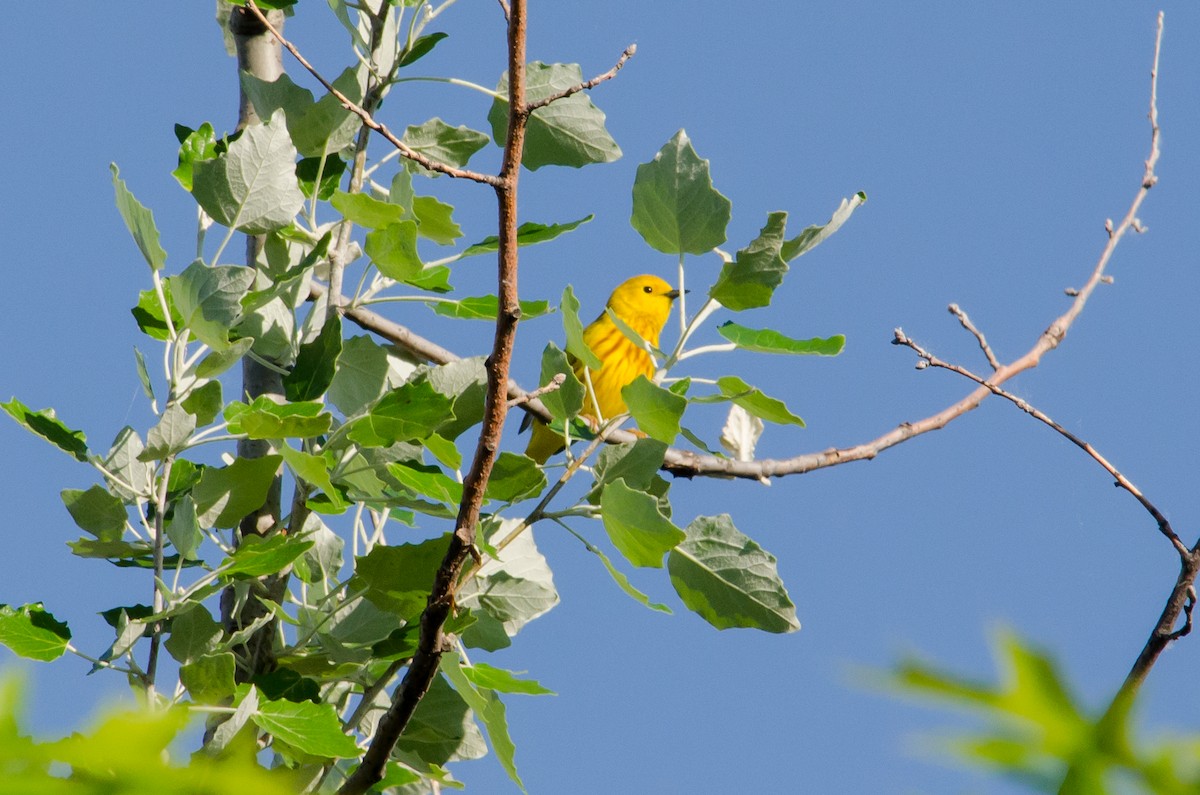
[525,274,681,463]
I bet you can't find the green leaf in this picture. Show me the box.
[442,653,525,791]
[181,380,224,426]
[578,537,672,613]
[328,334,419,417]
[331,190,406,229]
[405,264,454,293]
[428,295,552,321]
[180,652,237,704]
[223,533,314,578]
[252,668,321,704]
[133,347,155,404]
[0,604,70,661]
[394,674,487,766]
[398,32,449,68]
[621,375,685,444]
[140,403,196,460]
[781,192,867,262]
[538,342,584,421]
[401,117,488,171]
[164,603,221,665]
[195,337,254,379]
[365,220,422,281]
[253,697,360,759]
[388,461,463,506]
[296,154,347,200]
[110,163,167,271]
[191,108,304,233]
[709,211,789,311]
[284,313,342,402]
[460,662,555,696]
[589,439,668,497]
[630,129,731,255]
[61,485,127,541]
[667,514,799,633]
[281,445,346,516]
[1,399,88,461]
[412,195,462,244]
[292,517,344,584]
[166,495,202,559]
[560,285,601,370]
[692,376,805,427]
[600,479,685,568]
[345,378,455,447]
[241,68,362,157]
[423,433,463,471]
[102,427,150,500]
[193,454,283,528]
[172,121,217,191]
[717,322,845,356]
[485,452,547,504]
[131,284,181,341]
[458,524,558,651]
[173,260,255,351]
[225,397,333,439]
[352,535,452,619]
[460,215,593,258]
[488,62,621,170]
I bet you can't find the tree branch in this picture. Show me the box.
[892,330,1187,557]
[525,44,637,113]
[338,1,532,791]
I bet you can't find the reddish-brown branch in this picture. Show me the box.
[337,2,531,792]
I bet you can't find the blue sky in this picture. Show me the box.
[3,3,1200,793]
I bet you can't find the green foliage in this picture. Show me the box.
[667,514,799,633]
[717,322,846,356]
[600,479,685,568]
[0,676,305,794]
[631,129,731,255]
[560,284,601,370]
[884,630,1200,794]
[538,342,585,421]
[191,109,305,234]
[110,164,167,271]
[488,62,621,170]
[0,605,71,661]
[621,375,686,444]
[4,4,871,792]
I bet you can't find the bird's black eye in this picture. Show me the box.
[643,285,653,293]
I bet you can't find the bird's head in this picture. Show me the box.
[605,274,681,335]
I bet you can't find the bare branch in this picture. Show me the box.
[508,372,564,407]
[525,44,637,113]
[947,303,1000,370]
[244,1,499,186]
[893,329,1188,557]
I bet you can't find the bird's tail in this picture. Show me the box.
[524,418,563,464]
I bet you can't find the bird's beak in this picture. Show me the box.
[666,289,688,300]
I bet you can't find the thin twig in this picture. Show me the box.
[893,329,1187,557]
[947,303,1000,370]
[525,44,637,113]
[244,0,499,186]
[508,373,564,407]
[144,456,174,694]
